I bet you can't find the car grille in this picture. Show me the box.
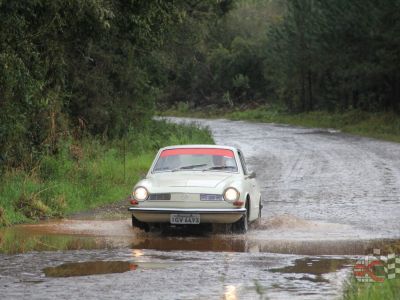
[148,193,171,200]
[148,193,222,201]
[200,194,223,201]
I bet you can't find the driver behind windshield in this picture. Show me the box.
[212,155,226,167]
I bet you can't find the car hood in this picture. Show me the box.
[147,172,235,188]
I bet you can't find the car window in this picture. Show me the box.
[153,148,238,173]
[238,151,248,175]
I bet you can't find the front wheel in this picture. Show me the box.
[232,202,249,234]
[131,215,149,232]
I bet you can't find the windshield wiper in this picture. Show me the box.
[172,164,208,172]
[203,166,236,171]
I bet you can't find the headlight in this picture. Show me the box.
[133,187,149,201]
[223,187,240,202]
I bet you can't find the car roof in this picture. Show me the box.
[159,144,238,152]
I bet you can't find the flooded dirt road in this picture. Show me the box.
[1,117,400,299]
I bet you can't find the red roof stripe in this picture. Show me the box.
[160,148,234,157]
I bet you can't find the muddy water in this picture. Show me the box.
[1,117,400,299]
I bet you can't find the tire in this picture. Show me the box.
[131,214,149,232]
[256,199,262,226]
[232,201,249,234]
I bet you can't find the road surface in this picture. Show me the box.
[1,117,399,299]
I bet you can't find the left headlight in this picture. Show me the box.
[223,187,240,202]
[133,187,149,201]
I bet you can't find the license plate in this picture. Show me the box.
[170,214,200,224]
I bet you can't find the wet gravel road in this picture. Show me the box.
[182,117,400,239]
[1,117,400,300]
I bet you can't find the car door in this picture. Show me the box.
[237,150,261,220]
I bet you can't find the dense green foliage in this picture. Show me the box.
[158,0,400,114]
[3,0,398,170]
[266,0,400,113]
[0,0,228,170]
[158,0,281,108]
[0,0,222,226]
[0,120,213,226]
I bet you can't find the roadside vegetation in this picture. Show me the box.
[343,278,400,300]
[229,109,400,143]
[0,1,221,226]
[344,242,400,300]
[0,121,213,226]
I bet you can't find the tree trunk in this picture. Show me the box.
[307,70,313,111]
[393,73,400,113]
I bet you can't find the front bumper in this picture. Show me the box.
[128,207,246,224]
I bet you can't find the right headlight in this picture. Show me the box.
[223,187,240,202]
[133,186,149,201]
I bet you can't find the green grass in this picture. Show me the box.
[344,278,400,300]
[0,120,213,226]
[344,241,400,300]
[227,109,400,143]
[160,106,400,143]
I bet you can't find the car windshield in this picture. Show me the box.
[152,148,238,173]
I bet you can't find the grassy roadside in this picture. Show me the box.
[0,120,213,227]
[159,106,400,143]
[344,278,400,300]
[343,241,400,300]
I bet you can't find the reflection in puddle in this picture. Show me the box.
[43,260,173,278]
[132,249,144,257]
[270,258,354,283]
[130,236,400,256]
[223,285,238,300]
[131,236,249,253]
[43,261,137,277]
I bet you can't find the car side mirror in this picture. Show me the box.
[247,171,256,179]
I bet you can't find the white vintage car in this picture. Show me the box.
[128,145,261,233]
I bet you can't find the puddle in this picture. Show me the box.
[43,260,173,278]
[1,248,353,300]
[16,219,135,236]
[270,257,354,283]
[43,261,137,277]
[295,129,340,135]
[0,227,128,254]
[131,235,249,252]
[2,221,400,256]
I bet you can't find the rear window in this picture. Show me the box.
[153,148,238,173]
